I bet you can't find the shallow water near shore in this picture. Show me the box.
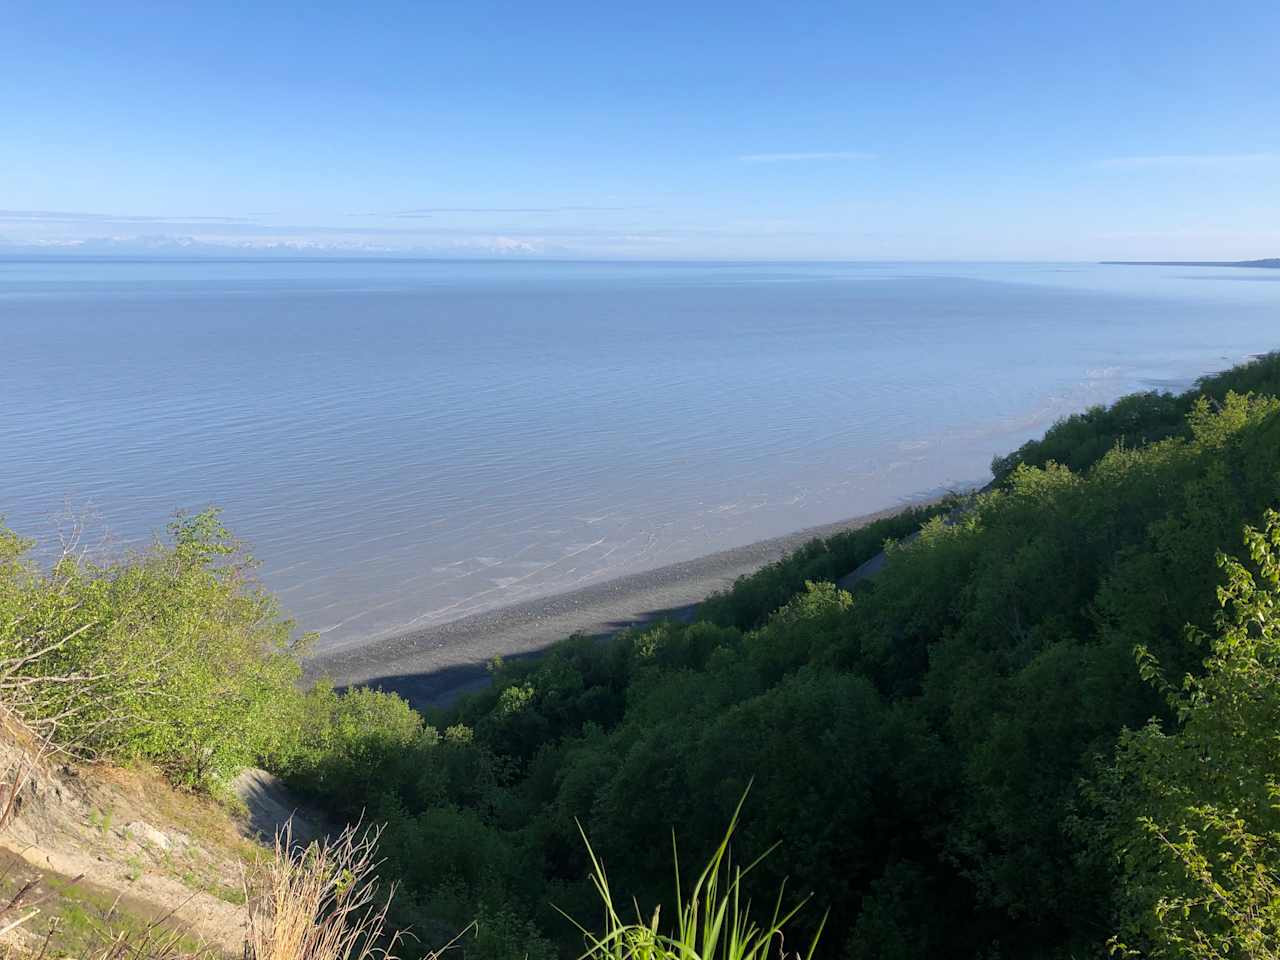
[3,258,1279,648]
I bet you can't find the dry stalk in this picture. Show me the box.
[243,821,405,960]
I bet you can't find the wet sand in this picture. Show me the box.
[304,496,942,710]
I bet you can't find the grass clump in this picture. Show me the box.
[0,862,207,960]
[569,792,824,960]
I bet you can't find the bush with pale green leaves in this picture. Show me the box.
[0,508,306,787]
[1094,510,1280,959]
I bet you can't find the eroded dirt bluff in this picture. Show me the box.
[0,729,331,955]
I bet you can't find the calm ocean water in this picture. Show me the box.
[3,258,1279,648]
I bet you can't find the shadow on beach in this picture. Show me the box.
[348,600,700,711]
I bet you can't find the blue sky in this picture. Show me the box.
[3,1,1278,260]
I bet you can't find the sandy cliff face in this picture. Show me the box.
[0,728,328,955]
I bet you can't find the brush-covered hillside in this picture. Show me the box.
[8,354,1280,959]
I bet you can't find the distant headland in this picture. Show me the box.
[1102,258,1280,268]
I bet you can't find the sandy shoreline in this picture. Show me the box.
[304,496,943,709]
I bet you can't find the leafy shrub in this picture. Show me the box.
[273,682,427,798]
[697,501,950,631]
[1093,511,1280,958]
[0,508,305,787]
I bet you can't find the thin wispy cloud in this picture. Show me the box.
[1099,153,1280,169]
[0,209,255,224]
[738,151,875,163]
[386,206,635,218]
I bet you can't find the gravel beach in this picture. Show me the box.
[304,499,935,709]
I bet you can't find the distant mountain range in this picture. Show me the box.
[1102,258,1280,268]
